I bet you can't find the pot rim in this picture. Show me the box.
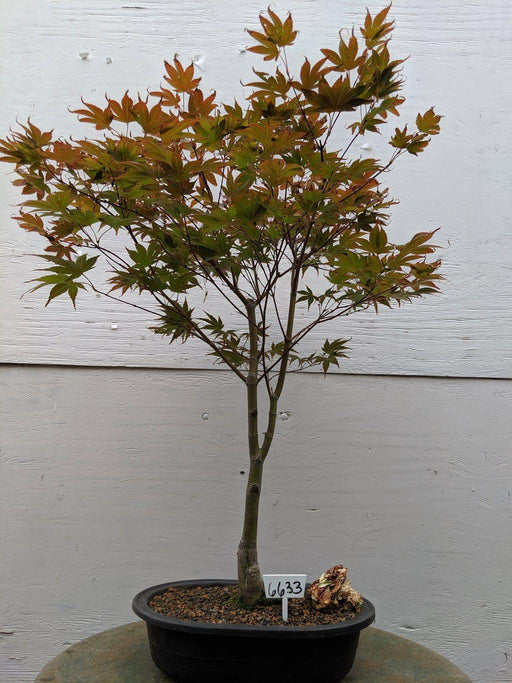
[132,579,375,639]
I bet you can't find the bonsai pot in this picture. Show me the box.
[133,579,375,683]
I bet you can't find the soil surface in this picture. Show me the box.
[149,585,360,627]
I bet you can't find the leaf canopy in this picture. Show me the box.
[0,7,441,385]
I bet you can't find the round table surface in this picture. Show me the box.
[36,621,472,682]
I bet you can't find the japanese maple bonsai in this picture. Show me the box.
[1,6,440,680]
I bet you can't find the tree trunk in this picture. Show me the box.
[236,282,297,605]
[237,301,265,605]
[237,456,264,604]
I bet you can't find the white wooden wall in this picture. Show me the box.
[2,0,512,377]
[2,367,512,682]
[1,2,511,682]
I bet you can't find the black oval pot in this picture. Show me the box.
[133,579,375,683]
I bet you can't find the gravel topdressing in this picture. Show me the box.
[149,585,360,627]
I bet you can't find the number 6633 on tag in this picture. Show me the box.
[263,574,307,599]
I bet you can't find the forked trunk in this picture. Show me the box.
[236,291,296,605]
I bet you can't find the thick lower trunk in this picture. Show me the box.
[237,457,264,604]
[237,540,264,604]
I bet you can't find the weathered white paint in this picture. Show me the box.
[1,0,512,377]
[1,365,511,682]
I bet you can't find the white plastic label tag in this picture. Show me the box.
[263,574,307,621]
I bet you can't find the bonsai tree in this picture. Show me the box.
[0,6,440,605]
